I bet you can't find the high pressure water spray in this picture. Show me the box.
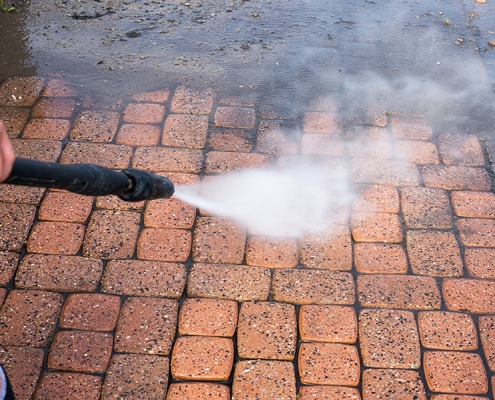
[3,158,175,201]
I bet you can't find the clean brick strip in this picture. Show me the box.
[101,259,186,298]
[272,269,355,305]
[443,278,495,313]
[187,263,271,301]
[357,275,441,310]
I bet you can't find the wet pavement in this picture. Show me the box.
[0,76,494,399]
[2,0,495,398]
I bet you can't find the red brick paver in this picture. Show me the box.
[1,80,495,400]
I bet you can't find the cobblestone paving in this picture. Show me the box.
[0,76,495,399]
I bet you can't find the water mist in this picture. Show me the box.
[174,162,355,238]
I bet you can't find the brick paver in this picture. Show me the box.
[1,79,494,399]
[34,372,102,400]
[47,330,113,373]
[424,351,488,394]
[232,360,296,400]
[170,336,234,381]
[299,305,357,343]
[237,301,296,360]
[114,297,178,355]
[179,298,238,337]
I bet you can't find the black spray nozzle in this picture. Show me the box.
[4,158,174,202]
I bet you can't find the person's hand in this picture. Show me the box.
[0,121,15,182]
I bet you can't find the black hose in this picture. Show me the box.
[4,158,174,202]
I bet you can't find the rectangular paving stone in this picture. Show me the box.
[465,248,495,278]
[419,311,478,351]
[443,278,495,313]
[0,346,44,400]
[256,120,300,155]
[272,269,355,305]
[232,360,296,400]
[114,297,178,355]
[0,252,19,286]
[12,138,62,162]
[0,106,30,138]
[39,191,93,223]
[82,210,140,259]
[351,159,420,186]
[422,166,491,191]
[187,263,271,302]
[354,243,408,274]
[116,123,161,146]
[192,217,246,264]
[162,114,208,149]
[34,372,102,400]
[238,302,296,361]
[60,293,121,332]
[298,343,360,386]
[0,185,45,205]
[457,218,495,247]
[246,236,298,268]
[298,386,361,400]
[424,351,488,394]
[70,110,120,142]
[144,198,196,229]
[170,85,213,114]
[362,368,427,400]
[0,77,45,106]
[61,143,133,169]
[0,203,38,250]
[209,129,254,152]
[303,112,342,133]
[16,254,103,292]
[359,309,421,369]
[346,126,392,160]
[178,298,238,337]
[47,330,113,373]
[358,275,441,310]
[300,226,352,270]
[352,184,400,213]
[390,118,432,140]
[27,221,85,255]
[299,305,357,343]
[102,354,169,400]
[406,231,463,277]
[137,228,192,262]
[167,383,230,400]
[132,146,203,173]
[452,191,495,218]
[439,134,485,166]
[123,102,165,124]
[171,336,234,381]
[351,212,403,243]
[0,290,62,346]
[31,97,76,119]
[205,151,272,174]
[479,315,495,372]
[214,106,255,129]
[22,118,71,140]
[101,259,186,298]
[395,140,439,164]
[132,88,170,102]
[401,187,453,229]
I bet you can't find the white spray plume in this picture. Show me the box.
[174,162,355,238]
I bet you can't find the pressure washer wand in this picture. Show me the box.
[3,158,174,201]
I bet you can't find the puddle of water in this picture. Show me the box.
[1,0,495,134]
